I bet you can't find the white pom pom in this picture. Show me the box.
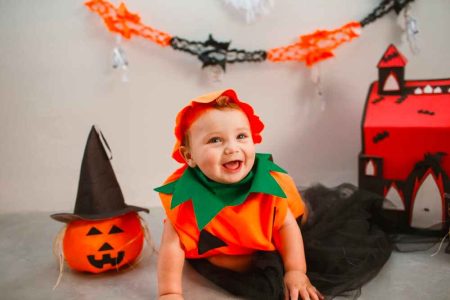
[204,65,224,83]
[223,0,275,23]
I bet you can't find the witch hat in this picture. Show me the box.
[51,125,148,223]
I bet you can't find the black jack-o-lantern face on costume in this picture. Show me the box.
[63,212,144,273]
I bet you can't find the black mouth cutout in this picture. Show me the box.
[87,251,125,269]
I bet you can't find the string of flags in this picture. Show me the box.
[85,0,418,82]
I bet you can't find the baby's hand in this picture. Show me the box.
[284,270,324,300]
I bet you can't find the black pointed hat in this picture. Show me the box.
[51,125,149,223]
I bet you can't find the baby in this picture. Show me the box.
[155,89,323,300]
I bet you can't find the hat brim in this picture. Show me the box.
[50,205,149,223]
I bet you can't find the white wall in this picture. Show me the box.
[0,0,449,213]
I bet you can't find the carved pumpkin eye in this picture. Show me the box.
[87,227,102,236]
[109,225,123,234]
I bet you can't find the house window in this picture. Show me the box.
[383,183,405,211]
[383,72,400,91]
[365,160,376,176]
[411,172,443,230]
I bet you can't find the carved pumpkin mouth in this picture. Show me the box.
[87,251,125,269]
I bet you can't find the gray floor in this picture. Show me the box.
[0,207,449,300]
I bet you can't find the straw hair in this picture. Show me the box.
[52,226,66,290]
[214,95,238,108]
[181,95,240,148]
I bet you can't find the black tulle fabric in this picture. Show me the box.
[188,183,393,299]
[300,183,392,298]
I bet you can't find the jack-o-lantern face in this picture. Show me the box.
[63,212,144,273]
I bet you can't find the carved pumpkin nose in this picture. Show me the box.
[98,242,114,252]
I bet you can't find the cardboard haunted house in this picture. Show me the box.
[359,44,450,233]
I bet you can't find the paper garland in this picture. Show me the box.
[171,35,267,70]
[85,1,171,46]
[85,0,415,72]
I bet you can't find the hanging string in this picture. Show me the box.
[204,65,225,83]
[310,64,323,98]
[112,35,129,82]
[403,3,419,54]
[360,0,415,27]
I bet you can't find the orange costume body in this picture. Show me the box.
[158,164,305,259]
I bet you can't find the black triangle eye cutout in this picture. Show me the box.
[109,225,124,234]
[87,227,102,236]
[198,230,227,255]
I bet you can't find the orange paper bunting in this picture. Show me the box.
[267,22,362,66]
[85,0,172,47]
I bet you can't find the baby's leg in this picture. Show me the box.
[187,251,285,300]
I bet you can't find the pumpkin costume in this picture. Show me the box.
[156,90,392,299]
[156,153,305,258]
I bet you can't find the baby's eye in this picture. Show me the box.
[237,133,248,139]
[208,137,222,144]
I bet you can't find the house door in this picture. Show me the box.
[410,172,444,230]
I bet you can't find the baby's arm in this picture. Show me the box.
[158,221,185,300]
[276,210,323,300]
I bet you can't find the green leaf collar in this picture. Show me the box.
[155,153,287,230]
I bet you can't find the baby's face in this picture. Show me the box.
[184,108,256,184]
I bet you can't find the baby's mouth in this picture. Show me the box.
[223,160,242,170]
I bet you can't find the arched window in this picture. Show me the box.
[383,183,405,210]
[411,172,443,230]
[365,160,376,176]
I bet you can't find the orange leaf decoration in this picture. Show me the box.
[267,21,362,66]
[85,0,172,46]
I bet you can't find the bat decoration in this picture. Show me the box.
[373,131,390,143]
[417,110,435,116]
